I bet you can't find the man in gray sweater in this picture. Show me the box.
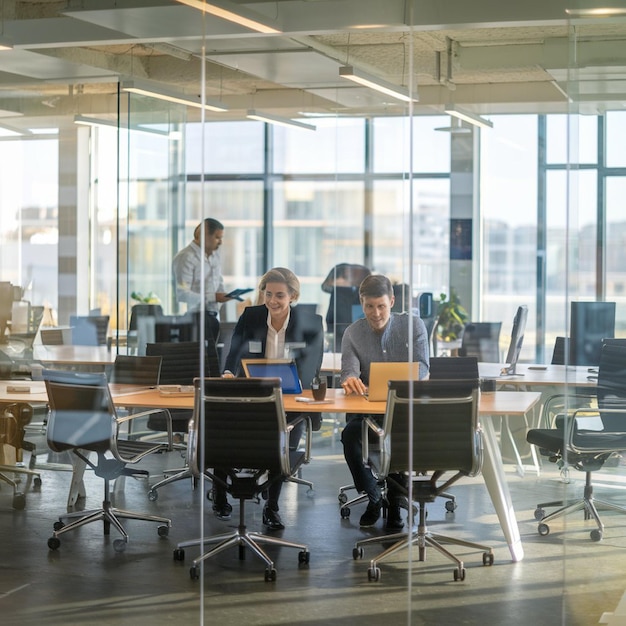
[340,274,430,529]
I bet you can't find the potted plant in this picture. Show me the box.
[435,290,468,342]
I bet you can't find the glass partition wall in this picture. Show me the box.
[5,3,626,623]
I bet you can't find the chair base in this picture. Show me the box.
[47,481,171,552]
[0,459,42,509]
[534,472,626,541]
[174,499,309,581]
[354,505,494,582]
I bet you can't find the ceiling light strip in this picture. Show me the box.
[122,81,228,113]
[74,115,172,137]
[247,110,316,131]
[339,65,418,103]
[175,0,281,34]
[444,104,493,129]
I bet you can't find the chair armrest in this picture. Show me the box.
[115,407,174,451]
[540,392,597,428]
[568,405,626,454]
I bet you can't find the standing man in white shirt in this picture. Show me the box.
[172,218,232,321]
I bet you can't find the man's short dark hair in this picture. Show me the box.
[203,218,224,234]
[194,218,224,240]
[359,274,393,300]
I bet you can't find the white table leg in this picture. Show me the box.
[480,413,524,562]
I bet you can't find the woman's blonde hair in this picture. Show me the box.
[258,267,300,302]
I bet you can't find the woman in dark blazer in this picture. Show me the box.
[215,267,324,530]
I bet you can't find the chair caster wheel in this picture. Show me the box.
[173,548,185,561]
[113,539,127,552]
[338,493,348,504]
[265,568,277,582]
[445,500,457,513]
[148,490,158,501]
[298,550,310,565]
[590,529,603,542]
[482,552,494,566]
[33,477,42,488]
[353,547,364,560]
[306,488,315,497]
[157,525,169,537]
[534,507,545,521]
[190,565,199,580]
[367,567,380,582]
[538,522,550,536]
[340,506,350,519]
[53,521,65,531]
[47,537,61,550]
[454,567,466,581]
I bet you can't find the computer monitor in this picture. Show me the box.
[500,305,528,376]
[570,301,616,366]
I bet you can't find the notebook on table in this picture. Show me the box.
[366,361,421,402]
[241,358,303,394]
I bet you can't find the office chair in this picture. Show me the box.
[70,314,109,346]
[0,401,42,509]
[458,322,502,362]
[527,343,626,541]
[338,357,479,519]
[353,379,494,582]
[43,369,171,551]
[108,354,174,449]
[145,339,220,500]
[127,304,163,354]
[173,377,311,581]
[551,336,568,365]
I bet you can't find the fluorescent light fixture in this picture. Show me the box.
[339,65,417,103]
[444,104,493,129]
[247,110,316,131]
[74,115,172,137]
[122,81,228,113]
[175,0,281,33]
[566,7,626,17]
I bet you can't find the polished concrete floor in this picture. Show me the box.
[2,422,626,626]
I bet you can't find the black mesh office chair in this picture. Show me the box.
[458,322,502,362]
[108,354,174,449]
[173,377,311,581]
[43,369,171,552]
[145,339,221,500]
[127,304,163,354]
[353,379,494,582]
[526,343,626,541]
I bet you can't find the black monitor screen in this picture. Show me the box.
[570,301,616,366]
[502,305,528,375]
[155,316,197,343]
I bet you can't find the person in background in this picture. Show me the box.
[172,217,232,321]
[215,267,324,530]
[340,274,430,530]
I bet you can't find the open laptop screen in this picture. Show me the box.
[241,359,303,394]
[367,361,421,402]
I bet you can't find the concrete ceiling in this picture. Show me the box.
[1,0,626,130]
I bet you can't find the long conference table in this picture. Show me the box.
[0,380,540,563]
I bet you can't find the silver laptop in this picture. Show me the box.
[366,361,421,402]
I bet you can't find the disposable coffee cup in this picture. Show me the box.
[311,380,327,401]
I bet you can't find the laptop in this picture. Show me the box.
[241,358,303,394]
[366,361,421,402]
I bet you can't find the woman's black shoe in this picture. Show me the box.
[262,506,285,530]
